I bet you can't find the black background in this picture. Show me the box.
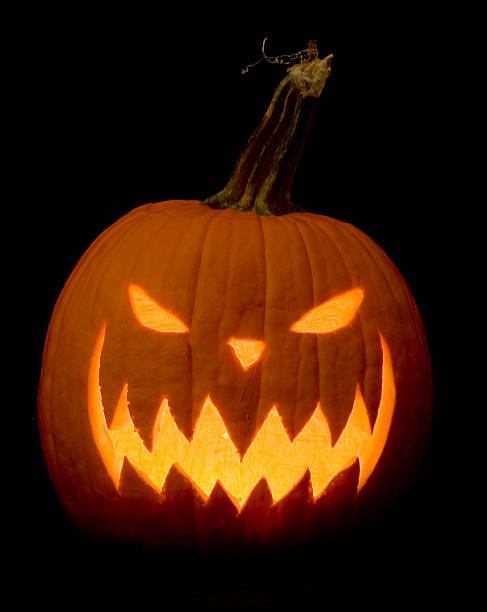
[13,4,465,608]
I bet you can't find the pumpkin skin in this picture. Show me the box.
[38,198,432,550]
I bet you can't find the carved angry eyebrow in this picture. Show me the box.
[128,284,189,333]
[290,288,364,334]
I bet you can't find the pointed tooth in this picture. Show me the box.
[349,384,372,438]
[109,383,134,432]
[151,397,170,452]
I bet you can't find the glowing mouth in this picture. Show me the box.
[88,326,395,511]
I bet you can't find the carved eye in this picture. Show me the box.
[291,288,364,334]
[129,284,189,333]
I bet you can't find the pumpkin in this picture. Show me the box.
[38,46,432,550]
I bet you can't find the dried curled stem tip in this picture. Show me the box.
[241,38,321,75]
[289,53,334,98]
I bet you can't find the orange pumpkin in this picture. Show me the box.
[38,48,432,550]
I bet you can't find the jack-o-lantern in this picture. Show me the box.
[38,47,432,550]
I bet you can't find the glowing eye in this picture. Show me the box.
[129,284,189,333]
[227,338,265,370]
[291,288,364,334]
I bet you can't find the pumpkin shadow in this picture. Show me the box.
[30,469,437,609]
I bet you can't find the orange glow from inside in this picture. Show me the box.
[128,284,189,333]
[227,338,265,369]
[291,288,364,333]
[88,325,395,510]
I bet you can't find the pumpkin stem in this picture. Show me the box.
[203,45,333,216]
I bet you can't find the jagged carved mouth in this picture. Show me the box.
[88,325,395,512]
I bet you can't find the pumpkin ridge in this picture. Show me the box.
[77,213,160,495]
[252,212,267,446]
[331,220,399,429]
[291,214,363,443]
[311,216,387,429]
[313,214,430,441]
[336,218,432,431]
[188,209,226,436]
[49,209,146,324]
[184,208,221,436]
[347,222,429,354]
[285,215,320,439]
[42,211,151,511]
[224,211,267,453]
[120,211,201,448]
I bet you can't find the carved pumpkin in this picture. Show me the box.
[38,47,432,550]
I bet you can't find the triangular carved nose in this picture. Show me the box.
[227,338,265,370]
